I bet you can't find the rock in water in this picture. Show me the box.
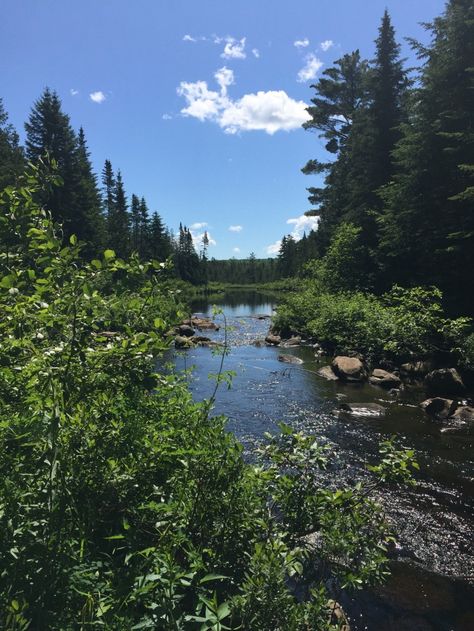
[332,356,366,382]
[265,334,281,346]
[317,365,339,381]
[278,354,303,365]
[425,368,465,396]
[175,335,194,349]
[177,324,195,337]
[370,368,401,389]
[420,397,457,419]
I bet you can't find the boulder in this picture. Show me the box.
[450,405,474,422]
[332,356,366,382]
[326,600,350,631]
[425,368,465,396]
[177,324,195,337]
[340,402,386,418]
[174,335,194,349]
[192,317,219,331]
[317,365,339,381]
[420,397,457,419]
[370,368,401,389]
[278,354,303,365]
[283,336,301,346]
[265,334,281,346]
[193,335,211,343]
[400,360,435,379]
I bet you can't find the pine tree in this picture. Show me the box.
[102,159,115,239]
[109,170,130,258]
[378,0,474,312]
[130,194,141,253]
[0,98,24,190]
[25,88,80,236]
[139,197,151,259]
[76,127,106,254]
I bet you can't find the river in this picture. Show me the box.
[172,289,474,630]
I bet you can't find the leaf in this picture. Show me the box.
[104,249,116,260]
[69,234,77,245]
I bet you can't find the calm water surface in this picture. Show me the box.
[171,290,474,630]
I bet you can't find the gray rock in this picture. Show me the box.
[451,405,474,422]
[420,397,457,419]
[265,334,281,346]
[332,356,366,382]
[340,402,386,418]
[175,335,194,348]
[425,368,465,396]
[370,368,401,389]
[278,354,303,365]
[317,365,339,381]
[400,360,435,379]
[283,336,301,346]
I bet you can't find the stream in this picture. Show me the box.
[172,289,474,630]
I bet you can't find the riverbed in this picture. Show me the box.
[172,289,474,630]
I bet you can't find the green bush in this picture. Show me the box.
[0,165,418,629]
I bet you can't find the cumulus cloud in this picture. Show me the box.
[89,91,106,104]
[320,39,334,51]
[294,38,309,48]
[190,228,216,247]
[266,239,282,255]
[233,247,241,253]
[297,54,323,83]
[287,214,319,239]
[229,225,243,232]
[266,215,319,255]
[190,222,208,230]
[70,88,79,96]
[221,37,246,59]
[178,67,309,135]
[252,48,260,58]
[183,34,196,42]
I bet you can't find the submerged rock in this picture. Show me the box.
[400,360,434,380]
[370,368,401,389]
[278,354,303,365]
[332,356,367,382]
[337,402,386,418]
[282,336,301,347]
[425,368,466,396]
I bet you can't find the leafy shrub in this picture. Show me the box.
[0,164,417,629]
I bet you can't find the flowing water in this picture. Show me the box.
[172,290,474,630]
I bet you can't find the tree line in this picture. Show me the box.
[0,88,211,283]
[277,0,474,314]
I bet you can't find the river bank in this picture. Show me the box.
[172,289,474,630]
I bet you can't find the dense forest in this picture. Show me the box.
[0,0,473,628]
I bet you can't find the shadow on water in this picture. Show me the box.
[169,290,474,630]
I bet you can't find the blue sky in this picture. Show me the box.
[1,0,445,258]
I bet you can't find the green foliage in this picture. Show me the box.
[0,168,417,628]
[274,279,472,362]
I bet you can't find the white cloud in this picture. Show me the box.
[266,239,282,255]
[183,34,196,42]
[178,68,309,135]
[229,225,243,232]
[162,113,172,120]
[297,53,323,83]
[233,247,241,253]
[287,214,319,239]
[252,48,260,58]
[90,91,106,104]
[190,228,216,247]
[319,39,334,52]
[70,88,79,96]
[215,66,235,94]
[294,38,309,48]
[320,39,334,52]
[221,37,246,59]
[190,222,208,230]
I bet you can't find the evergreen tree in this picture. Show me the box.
[0,98,24,189]
[378,0,474,312]
[149,211,171,261]
[25,88,80,235]
[130,194,141,253]
[109,170,130,258]
[102,159,115,238]
[139,197,150,259]
[76,127,106,254]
